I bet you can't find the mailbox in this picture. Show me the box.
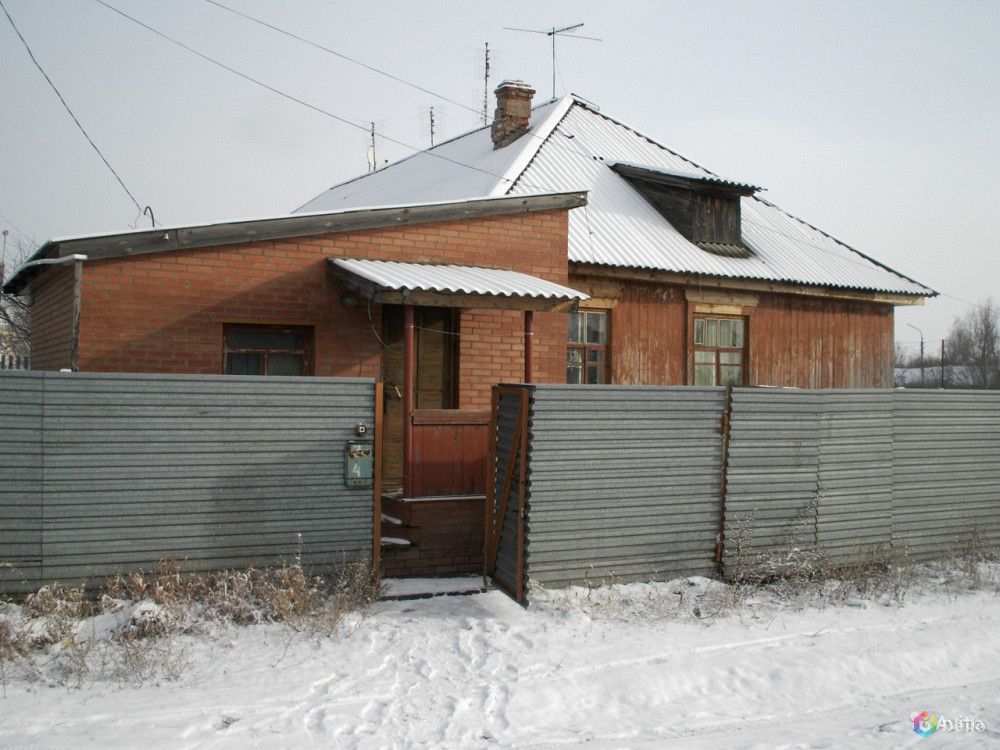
[345,441,374,487]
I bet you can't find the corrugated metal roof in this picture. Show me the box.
[299,95,934,298]
[330,258,589,302]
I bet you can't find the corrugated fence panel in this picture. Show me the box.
[491,388,527,597]
[725,389,821,573]
[817,391,893,561]
[0,372,43,593]
[892,390,1000,560]
[524,385,725,588]
[0,371,376,591]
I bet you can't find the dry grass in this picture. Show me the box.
[0,548,382,690]
[721,512,998,612]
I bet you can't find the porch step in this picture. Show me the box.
[381,575,486,600]
[381,495,413,525]
[380,512,419,546]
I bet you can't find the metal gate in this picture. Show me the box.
[485,385,530,602]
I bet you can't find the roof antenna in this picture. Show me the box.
[367,122,378,173]
[482,42,491,125]
[143,206,156,227]
[504,23,601,100]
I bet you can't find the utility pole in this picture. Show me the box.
[908,323,925,387]
[940,339,946,389]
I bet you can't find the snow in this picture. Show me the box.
[2,572,999,748]
[379,537,412,547]
[383,576,485,599]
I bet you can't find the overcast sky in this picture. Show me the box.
[2,0,997,349]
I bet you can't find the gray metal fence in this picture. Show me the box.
[514,385,1000,590]
[523,385,727,588]
[892,390,1000,560]
[0,371,376,594]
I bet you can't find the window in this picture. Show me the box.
[567,310,608,384]
[224,325,312,376]
[693,316,745,386]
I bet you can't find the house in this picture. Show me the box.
[300,81,935,389]
[4,192,589,576]
[5,81,934,578]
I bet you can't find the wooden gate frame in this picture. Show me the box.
[484,385,530,602]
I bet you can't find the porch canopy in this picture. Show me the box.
[327,258,588,312]
[329,257,589,498]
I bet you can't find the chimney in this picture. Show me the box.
[491,80,535,149]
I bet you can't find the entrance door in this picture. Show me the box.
[381,306,456,490]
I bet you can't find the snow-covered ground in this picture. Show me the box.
[2,572,999,749]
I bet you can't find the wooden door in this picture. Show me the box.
[381,306,456,490]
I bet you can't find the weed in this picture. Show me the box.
[0,546,382,691]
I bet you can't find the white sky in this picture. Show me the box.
[2,0,997,349]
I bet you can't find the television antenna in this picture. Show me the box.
[503,23,601,99]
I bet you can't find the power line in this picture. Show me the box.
[92,0,519,188]
[0,0,143,215]
[202,0,483,119]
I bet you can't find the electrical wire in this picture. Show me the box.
[34,1,984,320]
[92,0,522,190]
[0,0,143,215]
[202,0,483,119]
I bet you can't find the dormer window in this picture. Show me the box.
[612,164,760,257]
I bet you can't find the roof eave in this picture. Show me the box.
[569,262,934,305]
[3,191,588,295]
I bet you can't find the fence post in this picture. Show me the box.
[715,385,734,567]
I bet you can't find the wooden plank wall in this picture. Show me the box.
[572,276,895,389]
[748,295,895,389]
[0,371,376,593]
[411,410,489,496]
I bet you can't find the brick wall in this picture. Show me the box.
[29,263,78,371]
[72,210,571,402]
[381,496,485,578]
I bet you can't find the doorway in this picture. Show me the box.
[381,305,456,489]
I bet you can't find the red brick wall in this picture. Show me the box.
[74,210,571,401]
[381,496,485,578]
[29,263,78,371]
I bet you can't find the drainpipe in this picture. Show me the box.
[524,310,534,383]
[403,304,415,498]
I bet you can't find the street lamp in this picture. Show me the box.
[907,323,925,387]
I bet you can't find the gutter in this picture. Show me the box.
[3,254,88,296]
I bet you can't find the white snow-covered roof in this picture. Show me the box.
[329,258,588,310]
[299,95,934,299]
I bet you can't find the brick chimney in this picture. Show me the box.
[491,80,535,149]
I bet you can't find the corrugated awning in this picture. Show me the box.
[328,258,589,312]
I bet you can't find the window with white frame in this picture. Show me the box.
[567,310,608,384]
[693,316,745,386]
